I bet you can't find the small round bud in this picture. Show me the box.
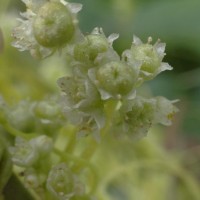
[96,61,136,95]
[33,2,75,47]
[74,34,109,62]
[131,44,160,73]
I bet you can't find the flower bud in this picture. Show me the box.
[74,33,109,62]
[96,61,137,96]
[131,43,160,73]
[33,2,75,47]
[47,163,84,200]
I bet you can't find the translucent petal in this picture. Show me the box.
[67,2,83,14]
[30,135,53,155]
[153,96,179,126]
[91,27,103,35]
[91,110,105,130]
[20,10,36,19]
[157,62,173,74]
[154,42,166,58]
[108,33,119,45]
[132,35,142,45]
[126,89,136,100]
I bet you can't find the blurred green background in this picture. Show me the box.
[0,0,200,199]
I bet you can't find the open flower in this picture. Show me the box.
[110,96,178,140]
[12,0,82,59]
[122,36,172,84]
[57,73,105,138]
[110,97,156,140]
[9,135,53,167]
[9,137,38,167]
[153,96,179,126]
[47,163,85,200]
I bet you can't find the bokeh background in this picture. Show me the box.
[0,0,200,199]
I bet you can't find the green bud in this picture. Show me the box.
[96,61,137,96]
[33,2,75,47]
[131,43,160,73]
[74,34,109,62]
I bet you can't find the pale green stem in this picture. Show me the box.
[2,123,37,139]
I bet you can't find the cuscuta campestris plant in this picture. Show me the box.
[0,0,179,199]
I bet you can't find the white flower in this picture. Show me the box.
[110,97,156,140]
[47,163,85,200]
[9,137,38,167]
[153,96,179,126]
[9,135,53,167]
[57,74,105,139]
[110,96,178,140]
[122,36,172,85]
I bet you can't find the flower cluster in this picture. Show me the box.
[9,136,89,199]
[0,96,65,134]
[57,28,178,140]
[9,1,179,199]
[12,0,177,141]
[1,95,96,199]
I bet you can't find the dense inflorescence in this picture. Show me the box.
[57,28,178,140]
[0,0,179,199]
